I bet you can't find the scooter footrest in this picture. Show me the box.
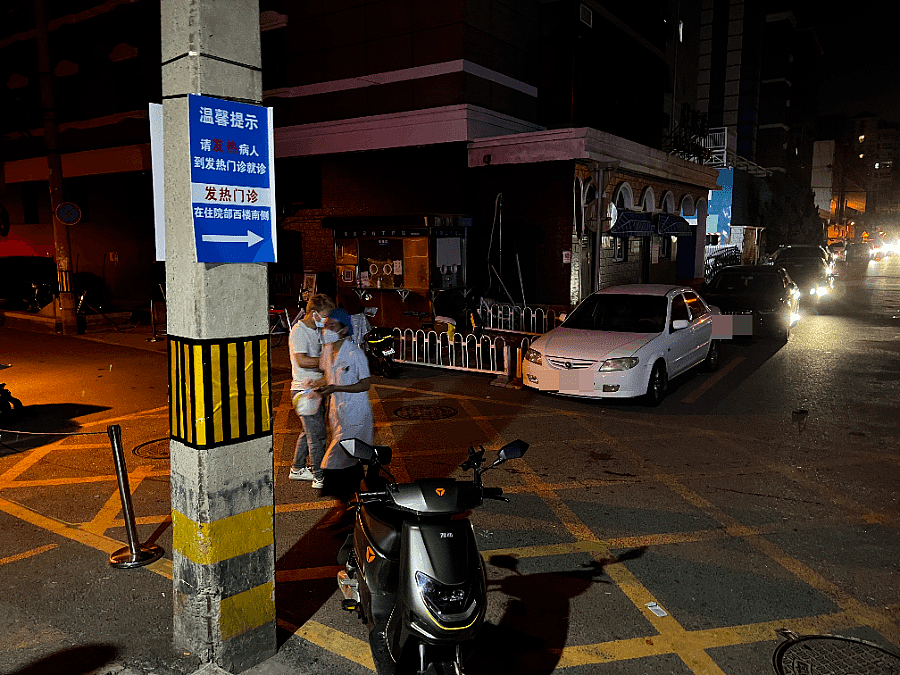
[341,599,359,611]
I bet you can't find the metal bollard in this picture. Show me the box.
[107,424,164,568]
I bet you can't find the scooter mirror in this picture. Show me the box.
[340,438,375,462]
[497,439,528,461]
[373,445,392,465]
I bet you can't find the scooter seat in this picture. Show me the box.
[360,504,402,561]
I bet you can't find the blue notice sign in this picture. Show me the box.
[188,94,277,263]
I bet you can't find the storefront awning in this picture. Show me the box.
[656,213,693,236]
[610,210,653,236]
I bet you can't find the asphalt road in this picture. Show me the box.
[0,256,898,675]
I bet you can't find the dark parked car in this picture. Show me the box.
[701,265,800,340]
[768,244,831,266]
[0,256,58,311]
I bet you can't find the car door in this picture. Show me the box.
[666,292,695,376]
[683,290,714,368]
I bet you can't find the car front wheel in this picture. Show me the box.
[643,361,667,406]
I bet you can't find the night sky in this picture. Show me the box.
[808,5,899,121]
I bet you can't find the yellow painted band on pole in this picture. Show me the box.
[220,581,275,641]
[193,343,206,446]
[211,344,224,444]
[244,339,255,434]
[168,335,271,449]
[228,342,240,440]
[259,338,270,433]
[170,340,178,438]
[183,341,192,444]
[172,506,274,566]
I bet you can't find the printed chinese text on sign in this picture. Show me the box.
[189,94,276,263]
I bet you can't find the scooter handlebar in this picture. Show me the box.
[356,490,391,503]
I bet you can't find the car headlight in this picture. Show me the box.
[815,286,828,297]
[416,571,474,620]
[598,357,639,371]
[524,348,542,365]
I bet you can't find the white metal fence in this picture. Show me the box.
[483,304,558,335]
[392,328,533,378]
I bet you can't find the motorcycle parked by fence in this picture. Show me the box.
[363,326,399,378]
[336,437,529,675]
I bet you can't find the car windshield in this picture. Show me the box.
[562,294,668,333]
[710,272,782,293]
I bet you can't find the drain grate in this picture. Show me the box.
[393,405,458,421]
[774,634,900,674]
[132,438,170,460]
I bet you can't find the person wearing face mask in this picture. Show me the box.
[313,308,373,526]
[287,293,335,488]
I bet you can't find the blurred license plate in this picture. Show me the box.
[382,348,395,356]
[558,370,593,393]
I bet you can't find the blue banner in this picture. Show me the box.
[188,94,276,263]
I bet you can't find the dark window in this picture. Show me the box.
[670,294,690,327]
[659,235,671,258]
[684,291,710,320]
[613,235,627,262]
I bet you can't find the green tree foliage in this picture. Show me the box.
[750,172,825,252]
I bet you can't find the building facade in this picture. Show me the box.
[2,0,721,325]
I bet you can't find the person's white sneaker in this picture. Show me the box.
[289,467,315,481]
[312,477,325,489]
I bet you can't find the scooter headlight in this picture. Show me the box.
[415,571,474,620]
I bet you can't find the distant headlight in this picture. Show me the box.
[524,348,542,365]
[815,286,829,297]
[598,357,639,371]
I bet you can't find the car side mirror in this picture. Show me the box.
[672,319,690,330]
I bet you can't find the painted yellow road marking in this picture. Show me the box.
[279,618,374,672]
[3,387,898,672]
[0,543,58,566]
[82,464,152,536]
[0,445,59,483]
[681,356,745,403]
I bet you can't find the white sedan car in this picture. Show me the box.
[522,285,720,405]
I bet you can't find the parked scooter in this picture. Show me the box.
[0,364,23,424]
[336,437,529,675]
[363,326,398,378]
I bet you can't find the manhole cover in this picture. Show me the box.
[393,405,458,421]
[132,438,170,460]
[774,634,900,674]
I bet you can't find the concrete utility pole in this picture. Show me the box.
[34,0,78,335]
[160,2,274,672]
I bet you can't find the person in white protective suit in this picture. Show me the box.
[313,308,373,524]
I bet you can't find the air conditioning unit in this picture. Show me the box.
[580,4,593,28]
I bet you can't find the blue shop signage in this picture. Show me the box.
[188,94,277,263]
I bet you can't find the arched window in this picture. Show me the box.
[659,191,676,258]
[641,187,656,213]
[612,182,634,210]
[609,183,633,262]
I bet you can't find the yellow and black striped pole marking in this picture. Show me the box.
[168,335,276,669]
[168,335,272,449]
